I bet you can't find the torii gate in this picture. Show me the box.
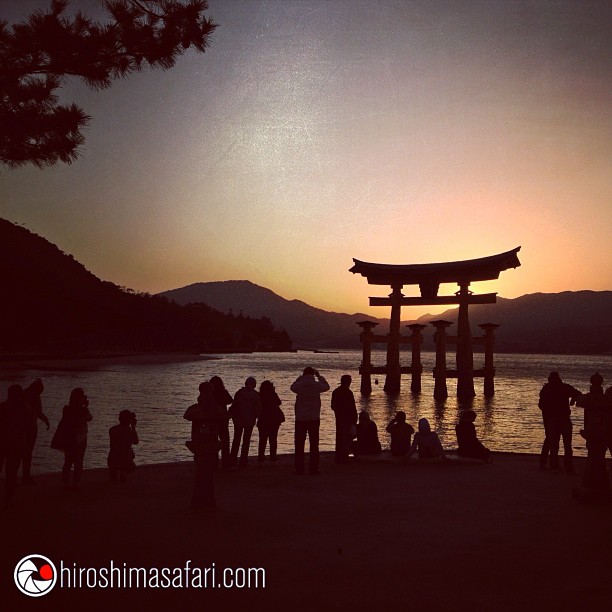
[350,247,521,398]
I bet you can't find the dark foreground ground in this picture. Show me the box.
[1,453,610,611]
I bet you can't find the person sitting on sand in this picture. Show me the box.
[386,411,415,457]
[408,418,446,460]
[455,410,492,462]
[108,410,139,482]
[352,411,382,455]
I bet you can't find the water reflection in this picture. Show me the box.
[1,350,609,474]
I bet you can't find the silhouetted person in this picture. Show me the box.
[331,375,358,464]
[22,378,50,484]
[0,385,28,505]
[386,411,415,457]
[574,373,611,502]
[606,386,612,470]
[456,410,491,462]
[538,372,581,473]
[108,410,139,482]
[184,381,225,511]
[60,388,93,489]
[409,418,446,460]
[257,380,284,464]
[210,375,233,468]
[229,377,261,468]
[291,367,330,475]
[352,411,382,455]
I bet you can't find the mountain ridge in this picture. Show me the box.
[0,219,291,355]
[160,280,380,348]
[159,282,612,354]
[3,215,609,355]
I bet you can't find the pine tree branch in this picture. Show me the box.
[0,0,217,169]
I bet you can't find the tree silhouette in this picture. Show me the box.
[0,0,217,169]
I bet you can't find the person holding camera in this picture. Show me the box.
[386,411,415,457]
[290,367,330,475]
[60,387,93,489]
[108,410,139,482]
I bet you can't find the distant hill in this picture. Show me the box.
[0,219,291,356]
[160,282,612,354]
[159,281,380,348]
[415,291,612,354]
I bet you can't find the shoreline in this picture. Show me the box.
[22,449,558,478]
[2,452,610,609]
[0,352,221,371]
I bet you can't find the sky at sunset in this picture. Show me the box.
[1,0,611,320]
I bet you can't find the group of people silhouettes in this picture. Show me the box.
[0,380,137,506]
[180,367,496,510]
[538,371,612,502]
[2,368,611,509]
[182,375,288,509]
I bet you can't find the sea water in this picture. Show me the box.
[1,350,611,474]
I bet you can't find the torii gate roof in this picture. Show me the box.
[350,247,521,286]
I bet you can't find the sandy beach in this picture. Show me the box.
[2,452,610,610]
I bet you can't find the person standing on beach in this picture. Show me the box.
[257,380,284,464]
[229,377,261,468]
[22,378,50,484]
[331,375,358,464]
[60,388,93,490]
[184,382,226,510]
[606,386,612,470]
[574,373,611,501]
[0,385,28,506]
[290,367,330,475]
[538,372,581,473]
[210,376,233,468]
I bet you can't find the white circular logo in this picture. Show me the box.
[14,554,57,597]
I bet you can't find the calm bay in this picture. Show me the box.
[2,350,611,474]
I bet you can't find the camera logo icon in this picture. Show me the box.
[14,554,57,597]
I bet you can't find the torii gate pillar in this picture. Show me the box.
[479,323,500,398]
[456,283,476,399]
[408,323,426,393]
[432,320,452,400]
[384,285,403,393]
[357,321,378,395]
